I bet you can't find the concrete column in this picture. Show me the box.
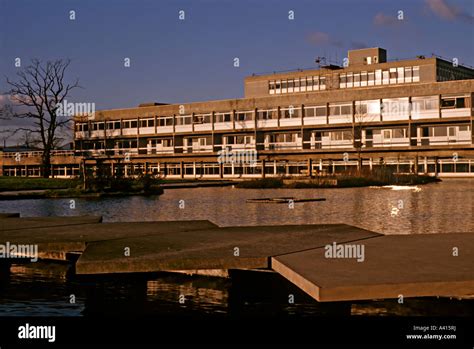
[424,157,428,174]
[219,162,223,179]
[193,162,196,178]
[277,106,281,128]
[369,158,373,171]
[319,159,323,172]
[261,159,266,178]
[231,162,234,176]
[307,159,312,178]
[274,160,277,176]
[180,161,184,178]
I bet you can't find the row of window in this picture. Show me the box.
[80,124,471,151]
[76,95,469,132]
[437,66,473,82]
[339,66,420,88]
[268,76,326,95]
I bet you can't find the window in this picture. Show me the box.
[441,96,466,109]
[412,96,439,111]
[114,121,121,129]
[275,80,281,91]
[313,76,320,90]
[355,103,367,115]
[339,73,347,88]
[176,115,192,125]
[329,131,352,141]
[412,66,420,82]
[306,77,313,91]
[441,98,455,108]
[281,107,301,118]
[397,67,404,83]
[375,70,382,85]
[347,73,353,86]
[389,68,397,83]
[368,71,375,86]
[382,70,389,84]
[131,121,138,128]
[158,116,173,126]
[304,106,326,118]
[393,128,406,138]
[329,103,352,116]
[431,127,447,137]
[319,76,326,90]
[269,81,275,92]
[405,67,412,82]
[365,100,380,115]
[360,71,368,86]
[257,110,277,120]
[456,97,466,108]
[353,72,360,87]
[236,111,253,121]
[288,79,294,89]
[215,113,232,123]
[315,106,326,117]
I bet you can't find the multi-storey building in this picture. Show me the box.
[2,47,474,178]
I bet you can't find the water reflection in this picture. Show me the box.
[1,180,473,316]
[2,179,473,234]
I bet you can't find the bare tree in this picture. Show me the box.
[350,101,373,174]
[3,59,80,177]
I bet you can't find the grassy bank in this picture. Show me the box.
[0,176,81,192]
[0,176,164,199]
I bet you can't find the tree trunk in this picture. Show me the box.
[41,153,51,178]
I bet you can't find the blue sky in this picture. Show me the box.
[0,0,473,111]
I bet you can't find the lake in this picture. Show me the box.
[0,179,473,317]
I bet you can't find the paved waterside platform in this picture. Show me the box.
[1,213,473,301]
[272,233,474,302]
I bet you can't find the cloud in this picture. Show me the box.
[373,13,401,26]
[306,31,343,47]
[426,0,474,23]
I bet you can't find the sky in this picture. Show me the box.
[0,0,473,144]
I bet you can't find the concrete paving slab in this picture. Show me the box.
[76,224,380,274]
[272,233,474,302]
[0,215,103,232]
[0,220,219,256]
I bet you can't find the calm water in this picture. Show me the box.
[2,178,473,234]
[1,179,473,317]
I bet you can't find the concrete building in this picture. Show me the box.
[2,48,474,178]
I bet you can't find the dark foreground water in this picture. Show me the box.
[0,179,473,317]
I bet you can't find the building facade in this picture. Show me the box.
[2,48,474,178]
